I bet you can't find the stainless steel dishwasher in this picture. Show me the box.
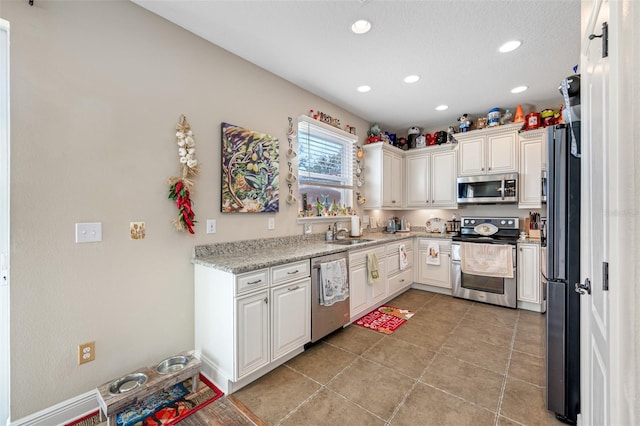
[310,251,350,343]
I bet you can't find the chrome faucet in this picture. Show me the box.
[333,222,350,240]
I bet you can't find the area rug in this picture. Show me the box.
[354,305,415,334]
[66,374,223,426]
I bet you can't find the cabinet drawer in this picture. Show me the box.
[387,250,413,276]
[388,268,413,295]
[271,260,310,285]
[386,239,413,255]
[236,269,269,295]
[418,239,451,252]
[349,246,386,265]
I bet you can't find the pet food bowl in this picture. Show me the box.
[156,355,190,375]
[108,373,148,395]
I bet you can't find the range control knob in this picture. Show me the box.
[501,220,506,225]
[508,220,513,225]
[470,220,476,224]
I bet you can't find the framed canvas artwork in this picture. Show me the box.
[221,122,279,213]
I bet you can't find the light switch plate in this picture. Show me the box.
[268,218,275,230]
[206,219,216,234]
[75,222,102,243]
[303,223,312,234]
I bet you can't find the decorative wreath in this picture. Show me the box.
[168,115,200,234]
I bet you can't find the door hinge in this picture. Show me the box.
[603,261,609,291]
[589,21,608,58]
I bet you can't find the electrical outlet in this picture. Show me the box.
[268,218,275,230]
[78,341,95,365]
[206,219,216,234]
[303,223,312,234]
[75,222,102,243]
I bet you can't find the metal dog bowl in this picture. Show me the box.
[108,372,148,395]
[156,355,190,375]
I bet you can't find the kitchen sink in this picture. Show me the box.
[327,238,373,245]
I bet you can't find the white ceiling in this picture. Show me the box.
[132,0,581,133]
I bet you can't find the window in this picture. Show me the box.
[297,116,356,214]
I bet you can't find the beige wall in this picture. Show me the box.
[1,0,369,418]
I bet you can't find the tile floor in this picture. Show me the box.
[230,289,564,426]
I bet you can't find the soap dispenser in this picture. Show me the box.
[326,226,333,241]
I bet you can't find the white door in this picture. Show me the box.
[431,150,457,207]
[580,0,610,424]
[0,18,10,426]
[405,153,430,207]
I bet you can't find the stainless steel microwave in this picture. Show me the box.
[457,173,518,204]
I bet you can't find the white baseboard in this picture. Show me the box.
[9,390,99,426]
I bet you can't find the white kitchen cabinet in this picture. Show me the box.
[270,277,311,362]
[386,240,414,296]
[456,123,522,176]
[405,152,430,207]
[430,150,458,207]
[236,290,269,378]
[405,149,457,209]
[194,259,310,393]
[517,242,545,312]
[349,245,388,322]
[416,239,452,289]
[382,150,403,207]
[518,129,545,209]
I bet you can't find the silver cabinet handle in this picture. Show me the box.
[248,279,262,285]
[399,279,405,283]
[264,297,268,304]
[287,286,300,291]
[287,270,299,275]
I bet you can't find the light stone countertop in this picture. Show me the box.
[193,230,454,274]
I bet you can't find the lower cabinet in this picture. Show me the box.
[236,290,269,378]
[386,240,414,295]
[416,239,452,289]
[517,242,545,312]
[195,259,310,394]
[349,239,414,322]
[270,278,311,361]
[349,245,387,321]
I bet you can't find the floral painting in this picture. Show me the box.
[221,122,279,213]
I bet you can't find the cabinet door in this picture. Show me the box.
[271,278,310,361]
[349,260,369,321]
[517,244,540,304]
[417,250,452,288]
[405,153,430,207]
[518,137,542,208]
[236,291,269,379]
[431,150,457,207]
[382,151,403,207]
[458,136,485,176]
[487,132,518,174]
[368,257,388,305]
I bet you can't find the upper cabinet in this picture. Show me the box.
[364,144,403,209]
[364,143,456,210]
[456,123,523,176]
[518,128,548,209]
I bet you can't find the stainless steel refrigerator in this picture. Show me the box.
[544,122,581,424]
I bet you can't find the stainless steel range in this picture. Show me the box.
[451,217,519,308]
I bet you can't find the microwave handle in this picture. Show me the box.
[501,179,505,200]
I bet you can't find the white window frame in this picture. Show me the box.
[295,116,356,223]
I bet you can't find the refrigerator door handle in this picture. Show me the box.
[575,278,591,295]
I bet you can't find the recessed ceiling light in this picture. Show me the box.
[435,105,449,111]
[499,40,522,53]
[351,20,372,35]
[357,85,371,93]
[403,75,420,84]
[511,85,528,94]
